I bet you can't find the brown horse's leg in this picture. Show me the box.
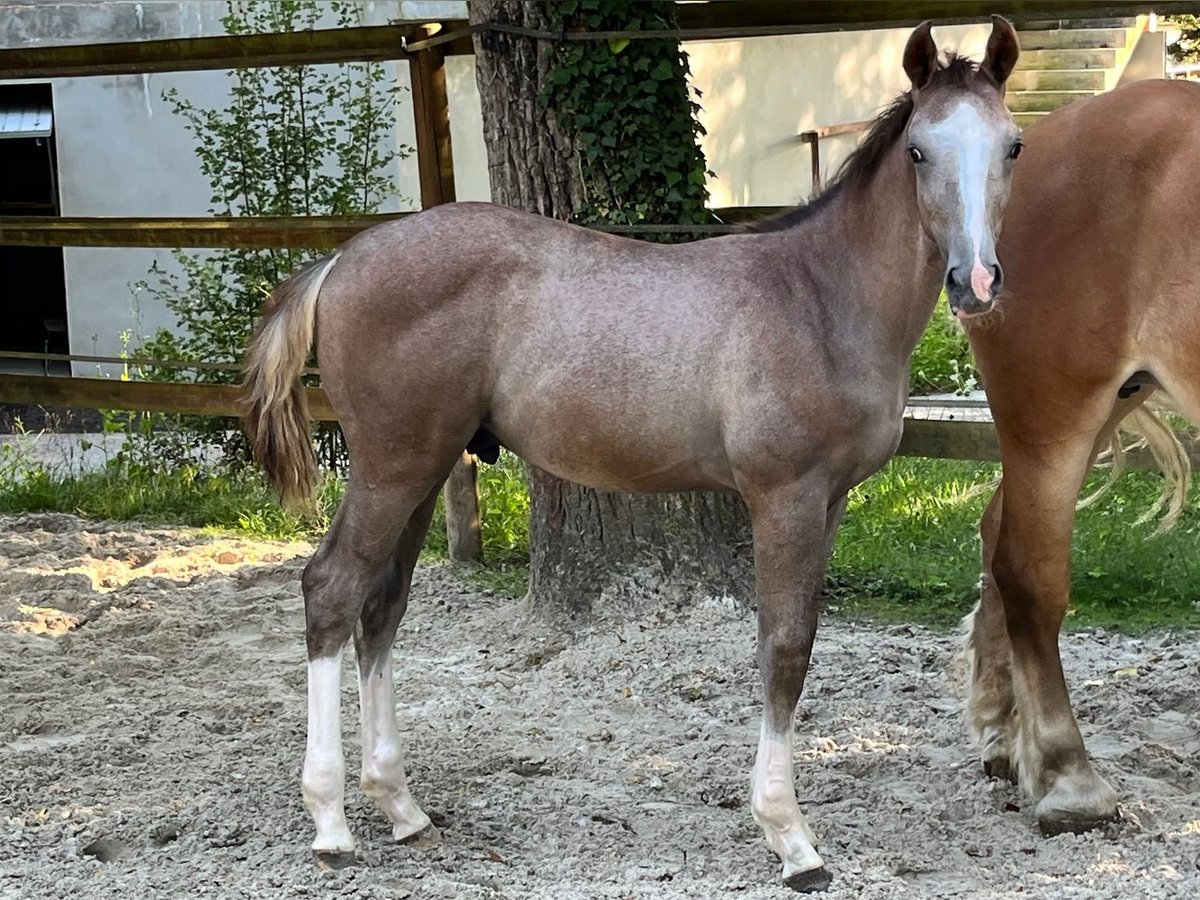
[966,484,1017,782]
[991,438,1118,834]
[354,484,441,846]
[745,482,844,893]
[300,479,439,867]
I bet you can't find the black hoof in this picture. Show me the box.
[313,849,358,871]
[783,866,833,893]
[400,824,442,849]
[1039,810,1119,837]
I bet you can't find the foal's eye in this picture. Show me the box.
[907,146,925,164]
[1009,141,1024,160]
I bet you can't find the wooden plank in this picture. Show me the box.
[408,35,458,207]
[2,373,1195,474]
[408,2,1193,48]
[0,350,318,376]
[0,25,413,80]
[672,1,1190,34]
[798,121,871,143]
[408,34,481,563]
[0,214,408,248]
[2,2,1183,82]
[0,207,788,249]
[897,418,1001,462]
[0,373,336,421]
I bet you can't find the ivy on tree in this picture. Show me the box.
[542,0,713,232]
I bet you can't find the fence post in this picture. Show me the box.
[408,27,483,563]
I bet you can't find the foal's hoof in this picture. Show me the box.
[783,866,833,893]
[313,849,358,871]
[1038,808,1120,837]
[400,823,442,849]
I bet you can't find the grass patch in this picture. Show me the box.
[2,434,1197,631]
[831,457,1200,632]
[909,302,978,395]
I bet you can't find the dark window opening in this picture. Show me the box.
[0,82,68,371]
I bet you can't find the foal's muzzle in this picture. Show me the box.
[945,261,1002,319]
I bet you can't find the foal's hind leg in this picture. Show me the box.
[746,482,844,893]
[355,486,440,845]
[966,485,1018,782]
[301,480,438,866]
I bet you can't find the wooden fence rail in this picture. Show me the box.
[4,373,1196,471]
[0,2,1184,80]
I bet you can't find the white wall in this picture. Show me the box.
[1,0,431,368]
[688,24,991,207]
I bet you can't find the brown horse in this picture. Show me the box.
[242,20,1021,892]
[964,77,1200,837]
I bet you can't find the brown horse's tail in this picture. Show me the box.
[242,253,341,510]
[1079,402,1192,532]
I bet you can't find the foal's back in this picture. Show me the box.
[314,203,846,493]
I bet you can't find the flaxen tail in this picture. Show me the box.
[242,253,341,510]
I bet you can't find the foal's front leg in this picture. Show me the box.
[746,483,844,893]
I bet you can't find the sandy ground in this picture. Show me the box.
[0,513,1198,899]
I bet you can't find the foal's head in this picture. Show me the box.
[904,17,1021,319]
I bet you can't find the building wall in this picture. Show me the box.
[0,0,490,368]
[0,2,990,365]
[688,23,991,208]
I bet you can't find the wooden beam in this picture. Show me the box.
[672,1,1193,34]
[408,34,480,563]
[0,373,332,421]
[408,33,458,207]
[2,373,1193,473]
[0,214,408,248]
[897,418,1001,462]
[0,25,414,80]
[410,1,1196,48]
[0,208,783,249]
[1,2,1184,82]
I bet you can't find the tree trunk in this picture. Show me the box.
[468,0,752,617]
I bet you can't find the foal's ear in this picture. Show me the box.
[903,21,939,91]
[982,15,1020,87]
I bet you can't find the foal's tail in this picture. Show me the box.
[241,253,341,510]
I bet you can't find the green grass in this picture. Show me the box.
[831,457,1200,631]
[3,434,1197,632]
[909,301,977,395]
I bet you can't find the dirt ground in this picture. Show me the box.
[1,513,1198,899]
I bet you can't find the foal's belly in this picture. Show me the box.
[488,394,735,493]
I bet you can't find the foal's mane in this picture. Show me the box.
[745,54,985,233]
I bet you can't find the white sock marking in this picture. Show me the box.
[302,651,355,854]
[358,647,431,841]
[750,721,824,879]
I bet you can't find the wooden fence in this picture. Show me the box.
[1,0,1188,558]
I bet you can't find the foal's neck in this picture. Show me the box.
[813,145,945,361]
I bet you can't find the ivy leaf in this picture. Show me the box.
[608,38,631,54]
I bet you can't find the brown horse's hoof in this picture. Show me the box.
[400,823,442,849]
[783,866,833,893]
[313,849,358,870]
[1038,809,1120,837]
[983,755,1016,784]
